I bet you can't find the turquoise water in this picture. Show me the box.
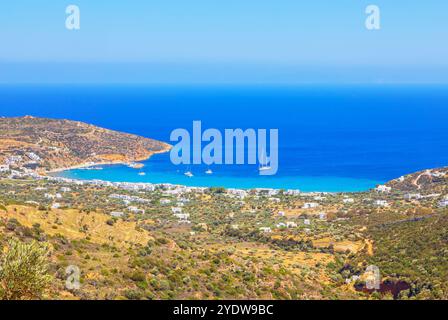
[53,154,382,192]
[2,85,448,192]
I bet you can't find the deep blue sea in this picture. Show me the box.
[1,84,448,192]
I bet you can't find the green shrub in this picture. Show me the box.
[0,239,52,300]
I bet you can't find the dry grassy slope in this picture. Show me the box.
[0,116,171,170]
[387,167,448,193]
[1,205,153,247]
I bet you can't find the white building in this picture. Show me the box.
[259,227,272,233]
[26,152,41,162]
[404,193,422,200]
[171,207,183,214]
[160,199,171,205]
[174,213,190,220]
[110,211,124,218]
[286,221,297,228]
[227,188,248,199]
[374,200,389,207]
[276,222,287,228]
[431,171,445,178]
[376,185,391,193]
[302,202,319,209]
[319,212,327,220]
[343,198,354,204]
[284,189,301,196]
[5,156,22,165]
[51,203,61,209]
[278,211,285,217]
[439,199,448,207]
[304,219,311,225]
[128,206,145,214]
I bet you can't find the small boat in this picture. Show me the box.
[138,172,146,176]
[259,165,271,172]
[205,169,213,175]
[128,162,144,169]
[184,171,194,177]
[259,148,271,172]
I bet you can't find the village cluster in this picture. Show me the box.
[1,155,447,240]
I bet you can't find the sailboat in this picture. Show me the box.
[205,169,213,175]
[184,168,194,177]
[259,147,271,172]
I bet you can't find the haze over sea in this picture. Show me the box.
[1,84,448,192]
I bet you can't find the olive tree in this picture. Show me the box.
[0,239,52,300]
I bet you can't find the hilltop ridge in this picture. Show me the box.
[0,116,171,172]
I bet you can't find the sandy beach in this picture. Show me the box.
[44,145,172,175]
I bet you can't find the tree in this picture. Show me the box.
[0,239,52,300]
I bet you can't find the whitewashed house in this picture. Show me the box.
[171,207,183,214]
[276,222,287,228]
[284,189,301,196]
[439,199,448,207]
[174,213,190,220]
[51,203,61,209]
[374,200,389,207]
[259,227,272,233]
[160,199,171,205]
[376,185,391,193]
[128,206,145,214]
[404,193,422,200]
[302,202,319,209]
[343,198,354,204]
[110,211,124,218]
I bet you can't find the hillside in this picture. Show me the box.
[387,167,448,193]
[0,116,171,171]
[0,117,447,300]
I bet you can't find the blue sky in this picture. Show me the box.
[1,1,447,83]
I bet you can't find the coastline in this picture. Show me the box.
[44,145,172,175]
